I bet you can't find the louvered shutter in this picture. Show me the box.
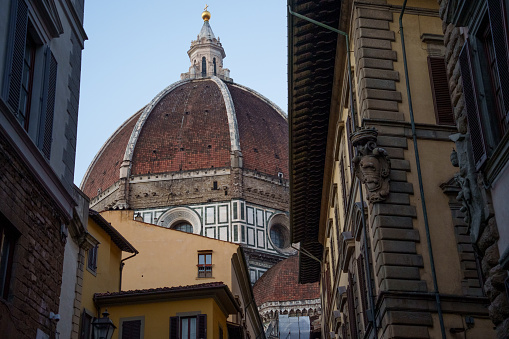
[346,277,358,338]
[428,57,455,125]
[169,316,179,339]
[197,314,207,339]
[2,0,28,112]
[487,0,509,121]
[346,116,353,177]
[121,320,141,339]
[356,255,369,327]
[38,48,57,159]
[340,160,347,214]
[459,41,488,169]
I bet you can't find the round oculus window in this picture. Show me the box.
[269,224,289,250]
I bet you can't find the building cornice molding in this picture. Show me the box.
[0,99,76,221]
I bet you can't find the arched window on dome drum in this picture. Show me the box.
[213,58,216,75]
[202,57,206,76]
[173,222,193,233]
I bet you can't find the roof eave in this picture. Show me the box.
[288,0,344,284]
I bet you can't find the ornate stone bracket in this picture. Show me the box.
[350,127,391,203]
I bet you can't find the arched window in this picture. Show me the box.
[202,57,206,76]
[213,58,217,75]
[173,222,193,233]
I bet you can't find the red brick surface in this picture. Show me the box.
[82,110,143,198]
[131,81,231,175]
[227,84,289,178]
[83,79,289,200]
[253,256,319,305]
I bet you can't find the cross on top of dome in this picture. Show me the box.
[181,7,232,82]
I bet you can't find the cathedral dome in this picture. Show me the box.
[81,78,288,200]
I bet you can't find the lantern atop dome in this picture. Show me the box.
[181,6,232,82]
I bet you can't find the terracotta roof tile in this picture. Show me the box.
[253,255,319,305]
[131,81,231,175]
[227,84,289,178]
[95,281,226,298]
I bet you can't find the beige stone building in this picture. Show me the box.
[438,0,509,337]
[288,0,495,338]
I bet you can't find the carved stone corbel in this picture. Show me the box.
[350,127,391,203]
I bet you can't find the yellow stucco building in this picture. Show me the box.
[79,209,263,338]
[94,282,239,339]
[80,210,138,338]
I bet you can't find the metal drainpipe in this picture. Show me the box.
[119,252,137,291]
[288,6,378,338]
[399,1,446,337]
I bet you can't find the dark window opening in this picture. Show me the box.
[480,21,506,141]
[173,222,193,233]
[202,57,206,76]
[213,181,218,190]
[121,319,141,339]
[79,311,93,339]
[87,245,98,273]
[18,35,35,129]
[213,58,217,76]
[170,314,206,339]
[270,224,289,249]
[0,216,17,300]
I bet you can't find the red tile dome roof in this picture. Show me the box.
[81,78,288,199]
[253,256,319,306]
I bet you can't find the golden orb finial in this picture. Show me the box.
[202,4,211,21]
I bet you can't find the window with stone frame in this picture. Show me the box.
[2,0,58,160]
[458,0,509,170]
[120,318,143,339]
[79,311,92,339]
[87,245,98,273]
[197,251,212,278]
[170,314,207,339]
[328,220,336,277]
[0,214,18,300]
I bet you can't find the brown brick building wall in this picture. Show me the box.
[0,133,66,339]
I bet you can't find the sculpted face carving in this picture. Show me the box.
[351,128,391,203]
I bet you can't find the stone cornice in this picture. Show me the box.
[363,119,457,141]
[0,99,76,222]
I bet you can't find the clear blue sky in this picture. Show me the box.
[75,1,288,186]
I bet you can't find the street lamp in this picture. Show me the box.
[92,309,116,339]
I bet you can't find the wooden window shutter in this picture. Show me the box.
[121,320,141,339]
[487,0,509,120]
[346,277,358,338]
[428,57,455,125]
[346,116,354,177]
[2,0,28,112]
[197,314,207,339]
[356,255,369,328]
[340,159,347,214]
[459,41,488,169]
[169,316,179,339]
[38,48,57,159]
